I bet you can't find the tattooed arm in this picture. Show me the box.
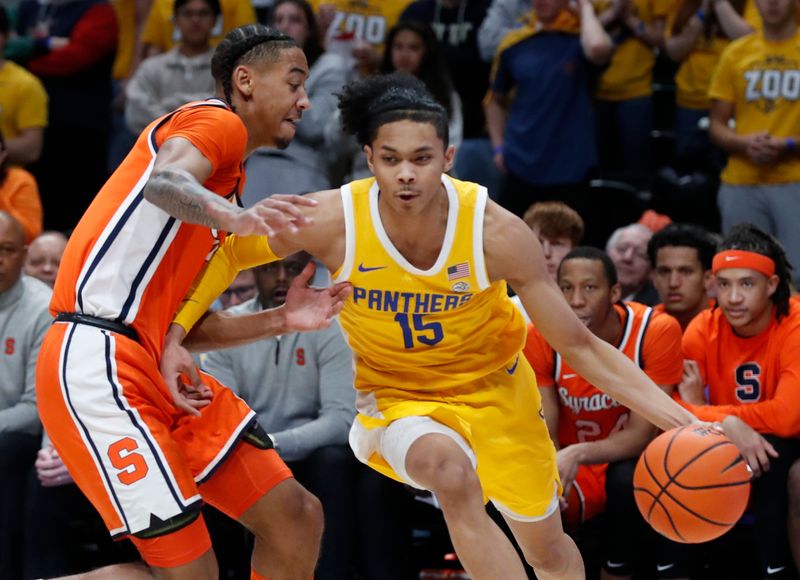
[143,137,316,236]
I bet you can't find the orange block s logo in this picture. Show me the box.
[108,437,149,485]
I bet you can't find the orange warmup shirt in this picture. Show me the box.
[679,301,800,437]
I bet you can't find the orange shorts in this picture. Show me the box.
[36,321,292,566]
[130,441,292,567]
[563,463,607,530]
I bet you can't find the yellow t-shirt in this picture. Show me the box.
[595,0,673,101]
[0,61,48,139]
[140,0,256,52]
[709,31,800,184]
[672,28,729,109]
[310,0,412,49]
[112,0,136,79]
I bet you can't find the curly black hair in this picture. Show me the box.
[647,223,718,270]
[211,24,297,107]
[719,223,793,320]
[338,72,449,148]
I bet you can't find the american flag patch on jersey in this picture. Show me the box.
[447,262,470,280]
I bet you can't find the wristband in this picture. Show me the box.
[787,137,796,152]
[695,9,705,22]
[268,433,280,453]
[493,144,503,156]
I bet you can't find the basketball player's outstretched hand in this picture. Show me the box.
[284,262,353,331]
[160,336,212,416]
[721,415,778,478]
[210,194,318,237]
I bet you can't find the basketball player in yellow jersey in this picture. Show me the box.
[164,73,699,580]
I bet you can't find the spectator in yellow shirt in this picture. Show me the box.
[0,8,47,166]
[593,0,670,186]
[665,0,751,164]
[138,0,254,58]
[709,0,800,287]
[311,0,413,75]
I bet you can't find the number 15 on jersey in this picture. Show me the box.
[394,313,444,348]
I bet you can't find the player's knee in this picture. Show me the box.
[287,487,323,536]
[522,532,572,574]
[301,490,324,536]
[256,485,323,544]
[413,456,479,500]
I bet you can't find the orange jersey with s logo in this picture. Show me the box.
[680,300,800,437]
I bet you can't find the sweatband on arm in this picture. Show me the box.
[172,235,281,332]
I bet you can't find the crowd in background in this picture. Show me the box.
[1,0,800,577]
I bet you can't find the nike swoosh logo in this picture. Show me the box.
[506,355,520,375]
[606,561,625,568]
[767,566,786,575]
[657,563,675,572]
[725,255,739,261]
[562,373,577,379]
[358,263,386,272]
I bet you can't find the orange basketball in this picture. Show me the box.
[633,425,751,544]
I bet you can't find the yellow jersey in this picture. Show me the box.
[172,174,559,518]
[336,176,557,517]
[709,31,800,184]
[0,61,48,140]
[333,175,526,394]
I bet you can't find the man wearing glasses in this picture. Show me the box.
[218,269,257,309]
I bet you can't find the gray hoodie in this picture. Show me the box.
[0,275,52,435]
[202,298,355,462]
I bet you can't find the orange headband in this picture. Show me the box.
[712,250,775,277]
